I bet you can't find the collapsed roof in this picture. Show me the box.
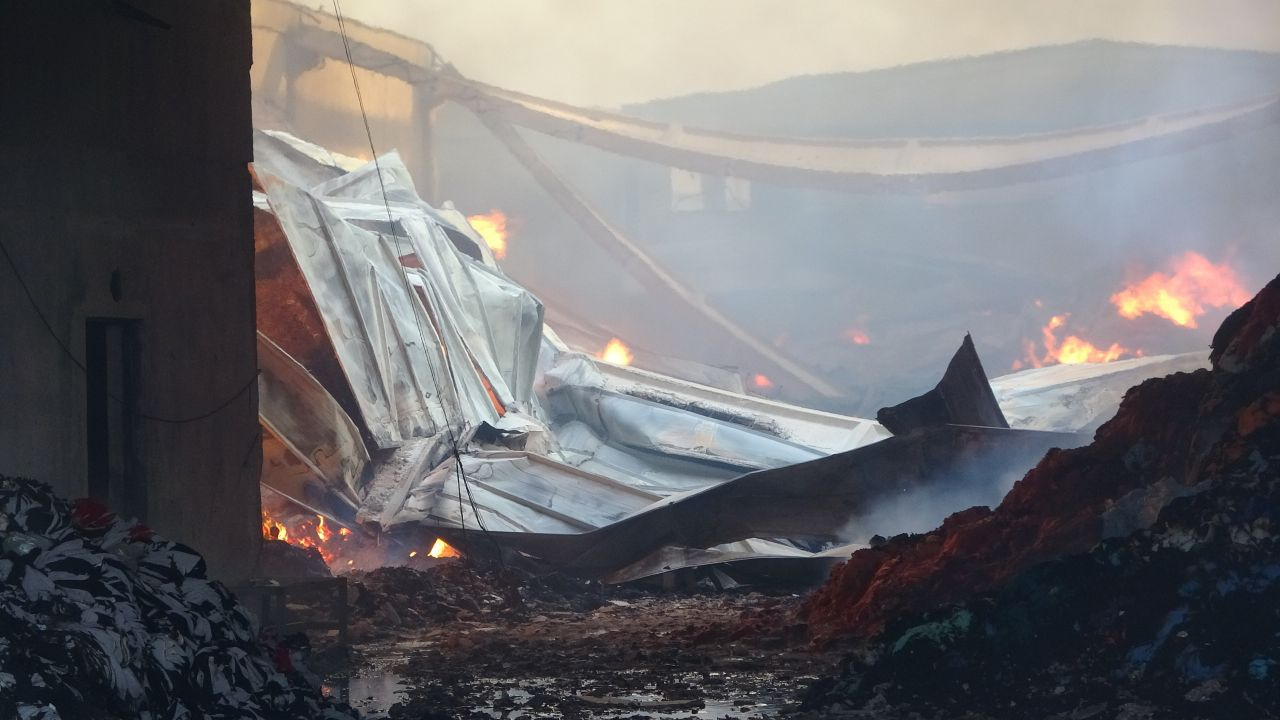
[249,129,1198,583]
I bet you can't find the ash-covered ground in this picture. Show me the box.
[325,564,831,720]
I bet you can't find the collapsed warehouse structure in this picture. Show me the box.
[250,0,1280,419]
[251,130,1216,584]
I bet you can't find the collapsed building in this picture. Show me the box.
[250,0,1280,417]
[240,2,1279,589]
[250,130,1222,589]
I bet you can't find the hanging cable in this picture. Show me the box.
[330,0,504,567]
[0,234,258,425]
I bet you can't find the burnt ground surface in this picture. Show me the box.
[318,564,836,720]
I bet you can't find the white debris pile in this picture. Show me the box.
[0,476,357,720]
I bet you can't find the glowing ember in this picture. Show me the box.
[751,373,773,389]
[1021,314,1131,368]
[845,328,871,345]
[597,337,634,366]
[428,538,460,558]
[409,551,418,558]
[1110,252,1250,329]
[466,210,509,259]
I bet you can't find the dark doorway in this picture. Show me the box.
[85,318,144,518]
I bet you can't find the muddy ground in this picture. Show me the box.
[317,566,839,720]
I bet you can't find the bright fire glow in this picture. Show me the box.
[262,512,288,543]
[428,538,460,558]
[261,510,354,566]
[1021,314,1131,368]
[751,373,773,389]
[1110,252,1250,328]
[845,328,871,345]
[597,338,634,366]
[467,210,509,259]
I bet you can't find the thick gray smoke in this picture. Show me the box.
[254,2,1280,416]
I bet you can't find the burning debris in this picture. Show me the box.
[799,272,1280,717]
[1111,251,1252,328]
[1022,312,1131,368]
[0,476,356,720]
[465,210,510,260]
[1014,252,1254,371]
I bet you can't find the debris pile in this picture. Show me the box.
[380,587,832,719]
[345,563,610,641]
[804,347,1211,642]
[801,272,1280,716]
[256,538,333,579]
[0,476,356,720]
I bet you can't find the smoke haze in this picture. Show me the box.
[345,0,1280,106]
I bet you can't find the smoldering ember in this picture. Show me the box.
[3,3,1280,720]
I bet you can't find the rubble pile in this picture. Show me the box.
[0,477,357,720]
[804,342,1212,641]
[256,538,332,579]
[346,563,606,641]
[801,273,1280,716]
[382,589,832,719]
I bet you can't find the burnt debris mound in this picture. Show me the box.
[0,477,357,720]
[802,272,1280,717]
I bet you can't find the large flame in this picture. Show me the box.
[1110,252,1250,329]
[261,510,352,566]
[428,538,460,558]
[1021,314,1131,368]
[467,210,509,260]
[597,337,634,366]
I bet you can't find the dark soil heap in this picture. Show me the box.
[802,273,1280,717]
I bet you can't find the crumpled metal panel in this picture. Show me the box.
[544,354,889,457]
[542,355,828,474]
[307,155,544,412]
[386,450,662,534]
[256,150,545,450]
[991,352,1210,433]
[257,332,369,504]
[399,424,1087,579]
[603,539,866,584]
[262,174,445,447]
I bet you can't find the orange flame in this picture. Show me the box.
[467,210,509,260]
[845,328,871,346]
[597,337,634,366]
[751,373,773,389]
[262,511,289,543]
[260,510,355,566]
[1021,314,1131,368]
[1110,252,1250,329]
[428,538,460,558]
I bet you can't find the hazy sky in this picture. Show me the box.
[343,0,1280,107]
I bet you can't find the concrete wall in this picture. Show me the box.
[0,0,260,582]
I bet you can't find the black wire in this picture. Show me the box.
[0,233,259,425]
[330,0,504,568]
